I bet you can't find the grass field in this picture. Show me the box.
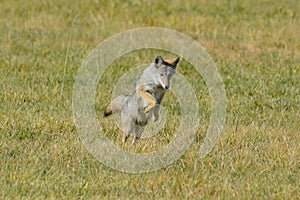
[1,0,299,199]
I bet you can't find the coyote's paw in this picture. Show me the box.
[144,106,151,113]
[144,104,155,113]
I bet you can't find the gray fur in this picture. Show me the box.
[104,56,180,144]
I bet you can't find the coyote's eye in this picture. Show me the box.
[160,73,164,76]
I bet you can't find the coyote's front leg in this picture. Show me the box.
[136,88,157,113]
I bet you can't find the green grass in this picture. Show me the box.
[1,0,299,199]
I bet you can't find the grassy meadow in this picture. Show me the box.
[0,0,299,199]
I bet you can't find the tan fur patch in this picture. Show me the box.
[164,57,177,64]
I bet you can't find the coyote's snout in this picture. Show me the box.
[104,56,180,144]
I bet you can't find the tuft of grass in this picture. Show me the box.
[0,0,299,199]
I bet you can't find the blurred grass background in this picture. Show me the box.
[0,0,299,199]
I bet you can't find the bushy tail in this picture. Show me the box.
[104,95,130,117]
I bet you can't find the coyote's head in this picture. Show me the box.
[154,56,180,89]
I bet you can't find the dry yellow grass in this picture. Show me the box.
[0,0,299,199]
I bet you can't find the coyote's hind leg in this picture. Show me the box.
[122,130,129,144]
[130,134,138,146]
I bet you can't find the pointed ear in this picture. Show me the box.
[171,57,180,69]
[155,56,164,67]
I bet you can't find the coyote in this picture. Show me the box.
[104,56,180,144]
